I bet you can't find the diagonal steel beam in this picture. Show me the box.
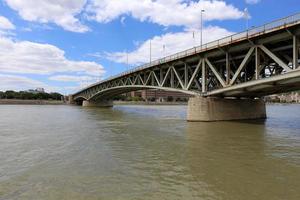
[151,71,161,86]
[187,65,201,89]
[187,59,202,90]
[117,80,122,86]
[171,66,185,89]
[145,72,152,85]
[128,77,134,85]
[230,47,255,85]
[205,58,226,87]
[123,78,128,85]
[161,66,171,86]
[259,44,291,72]
[138,74,144,85]
[160,68,163,84]
[133,75,139,85]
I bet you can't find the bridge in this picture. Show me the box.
[70,13,300,121]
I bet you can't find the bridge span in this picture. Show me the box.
[71,13,300,121]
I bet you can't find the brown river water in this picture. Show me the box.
[0,104,299,200]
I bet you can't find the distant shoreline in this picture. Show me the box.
[0,99,65,105]
[113,101,188,105]
[114,101,300,105]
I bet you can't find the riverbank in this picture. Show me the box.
[113,101,187,105]
[0,99,65,105]
[114,101,300,106]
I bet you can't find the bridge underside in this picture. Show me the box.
[73,86,197,104]
[71,15,300,121]
[206,70,300,97]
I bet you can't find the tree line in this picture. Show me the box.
[0,91,63,100]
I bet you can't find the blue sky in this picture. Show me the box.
[0,0,299,94]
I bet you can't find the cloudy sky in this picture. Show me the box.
[0,0,298,94]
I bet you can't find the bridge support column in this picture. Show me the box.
[82,100,113,107]
[187,97,266,122]
[68,95,75,104]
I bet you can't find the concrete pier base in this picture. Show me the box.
[187,97,266,122]
[68,95,75,104]
[82,100,113,107]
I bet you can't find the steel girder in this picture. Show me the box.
[73,30,300,101]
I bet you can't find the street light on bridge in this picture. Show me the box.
[244,8,250,30]
[200,9,205,48]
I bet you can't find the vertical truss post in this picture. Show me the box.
[170,67,174,88]
[184,64,188,89]
[143,73,147,85]
[151,71,155,86]
[226,52,230,85]
[293,35,299,69]
[255,46,260,79]
[160,68,163,85]
[202,59,206,93]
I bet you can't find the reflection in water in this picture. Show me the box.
[0,104,299,200]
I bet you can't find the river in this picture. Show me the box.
[0,104,299,200]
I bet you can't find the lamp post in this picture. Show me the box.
[192,31,195,47]
[200,9,205,47]
[244,8,250,30]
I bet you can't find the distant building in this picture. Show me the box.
[27,88,45,93]
[36,88,45,93]
[265,92,300,103]
[128,89,191,102]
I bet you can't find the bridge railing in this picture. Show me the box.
[75,12,300,95]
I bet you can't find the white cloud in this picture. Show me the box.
[49,75,99,82]
[0,16,15,30]
[4,0,89,32]
[245,0,261,4]
[0,74,55,92]
[106,26,233,65]
[0,16,15,36]
[0,37,105,76]
[86,0,244,28]
[3,0,244,32]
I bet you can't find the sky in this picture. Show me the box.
[0,0,299,94]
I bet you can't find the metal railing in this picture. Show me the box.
[75,12,300,95]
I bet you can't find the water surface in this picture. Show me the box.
[0,104,299,200]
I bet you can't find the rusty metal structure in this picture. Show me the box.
[72,13,300,103]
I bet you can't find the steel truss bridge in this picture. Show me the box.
[73,13,300,103]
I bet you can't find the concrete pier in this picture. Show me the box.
[187,97,266,122]
[68,95,75,104]
[82,100,113,107]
